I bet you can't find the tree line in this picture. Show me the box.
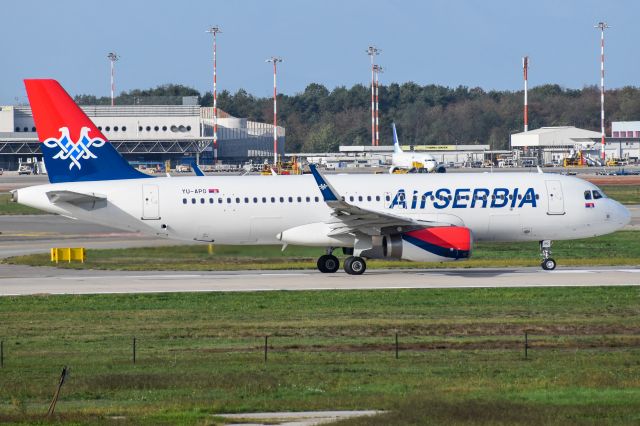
[76,83,640,151]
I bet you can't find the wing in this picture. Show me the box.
[308,164,458,237]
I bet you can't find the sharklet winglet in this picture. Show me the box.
[308,164,340,202]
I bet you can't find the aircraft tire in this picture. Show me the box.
[317,254,339,273]
[541,258,557,271]
[344,256,366,275]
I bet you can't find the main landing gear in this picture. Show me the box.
[540,240,557,271]
[316,248,367,275]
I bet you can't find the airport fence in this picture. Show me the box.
[2,331,640,367]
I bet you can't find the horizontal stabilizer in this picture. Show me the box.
[46,190,106,204]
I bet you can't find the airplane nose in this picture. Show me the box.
[613,201,631,228]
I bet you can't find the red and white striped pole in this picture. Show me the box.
[107,52,119,106]
[266,57,283,165]
[522,56,529,132]
[374,65,383,146]
[595,22,610,163]
[207,26,222,164]
[366,46,380,146]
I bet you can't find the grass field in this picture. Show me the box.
[1,287,639,424]
[7,230,640,271]
[0,193,43,215]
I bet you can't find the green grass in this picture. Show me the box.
[0,193,44,215]
[600,184,640,204]
[6,230,640,271]
[1,287,640,424]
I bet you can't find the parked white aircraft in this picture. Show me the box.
[12,80,630,274]
[390,123,445,173]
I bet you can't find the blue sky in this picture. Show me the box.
[1,0,638,104]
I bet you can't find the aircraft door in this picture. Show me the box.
[142,184,160,220]
[545,180,565,215]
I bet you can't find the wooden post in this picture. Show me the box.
[46,366,69,417]
[1,340,3,368]
[524,332,529,359]
[264,336,268,362]
[133,337,136,364]
[395,333,399,359]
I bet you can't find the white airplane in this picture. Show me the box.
[390,123,445,173]
[13,80,630,274]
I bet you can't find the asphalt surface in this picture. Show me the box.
[1,264,639,296]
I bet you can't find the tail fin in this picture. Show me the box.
[24,79,149,183]
[392,123,403,154]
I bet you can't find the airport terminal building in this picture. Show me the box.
[0,104,285,170]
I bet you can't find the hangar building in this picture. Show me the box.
[510,126,602,165]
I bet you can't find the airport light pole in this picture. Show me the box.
[595,22,610,164]
[266,57,283,165]
[373,64,383,147]
[107,52,119,106]
[366,46,380,146]
[206,26,222,164]
[522,56,529,132]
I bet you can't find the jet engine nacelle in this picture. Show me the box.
[359,226,472,262]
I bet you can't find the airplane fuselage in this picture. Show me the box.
[15,172,630,247]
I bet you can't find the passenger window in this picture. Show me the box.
[235,198,240,203]
[218,198,223,203]
[358,196,363,202]
[306,196,310,202]
[226,198,231,203]
[315,196,319,202]
[349,196,354,202]
[288,197,293,203]
[244,197,249,203]
[191,198,196,204]
[593,190,603,199]
[535,194,540,200]
[262,197,267,203]
[209,198,214,204]
[376,195,380,201]
[200,198,205,204]
[297,196,302,202]
[280,197,284,202]
[584,190,592,200]
[385,195,391,201]
[367,196,371,201]
[253,197,258,203]
[271,197,276,203]
[182,198,187,204]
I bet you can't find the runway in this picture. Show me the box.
[1,264,639,296]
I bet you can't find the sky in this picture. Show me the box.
[1,0,639,104]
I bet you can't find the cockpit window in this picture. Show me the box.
[592,190,603,199]
[584,190,592,200]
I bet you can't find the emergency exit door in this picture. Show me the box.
[142,185,160,220]
[545,180,565,215]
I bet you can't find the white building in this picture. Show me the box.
[510,126,601,165]
[0,104,285,169]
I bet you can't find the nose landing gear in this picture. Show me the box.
[540,240,557,270]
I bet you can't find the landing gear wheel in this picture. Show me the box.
[317,254,339,273]
[541,258,557,271]
[344,256,366,275]
[539,240,556,271]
